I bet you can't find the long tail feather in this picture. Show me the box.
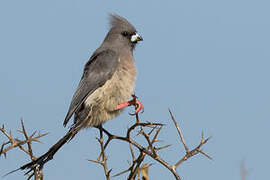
[20,127,79,172]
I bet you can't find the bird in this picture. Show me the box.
[18,14,143,173]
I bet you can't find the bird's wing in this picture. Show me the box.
[63,49,119,127]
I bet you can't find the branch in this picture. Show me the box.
[168,109,212,168]
[1,120,47,180]
[88,126,111,180]
[169,109,189,152]
[96,109,211,180]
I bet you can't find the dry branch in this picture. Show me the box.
[88,125,111,180]
[2,98,211,180]
[1,119,47,180]
[89,107,211,180]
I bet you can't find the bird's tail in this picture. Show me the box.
[20,127,79,173]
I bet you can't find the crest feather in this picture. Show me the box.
[109,14,136,31]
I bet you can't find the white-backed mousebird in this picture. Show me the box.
[16,14,143,174]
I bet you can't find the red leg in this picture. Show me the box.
[116,94,144,114]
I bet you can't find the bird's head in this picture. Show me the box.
[104,14,143,50]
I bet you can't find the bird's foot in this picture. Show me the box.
[116,94,144,115]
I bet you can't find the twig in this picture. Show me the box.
[127,151,145,180]
[168,109,212,169]
[99,109,211,180]
[1,120,47,180]
[169,109,189,153]
[89,125,111,180]
[20,119,35,161]
[129,142,136,161]
[0,124,47,159]
[141,163,152,180]
[99,122,181,179]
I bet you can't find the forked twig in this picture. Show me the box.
[94,109,211,180]
[88,125,111,180]
[1,120,47,179]
[2,105,211,180]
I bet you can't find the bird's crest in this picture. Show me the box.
[109,14,136,31]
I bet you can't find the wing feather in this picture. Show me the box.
[63,49,119,127]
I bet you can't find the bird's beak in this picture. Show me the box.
[131,32,143,43]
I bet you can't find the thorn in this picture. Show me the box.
[88,159,102,165]
[204,136,212,144]
[9,130,13,140]
[29,131,37,138]
[112,168,130,177]
[155,144,172,151]
[34,139,42,143]
[198,149,213,160]
[148,125,157,135]
[108,168,113,175]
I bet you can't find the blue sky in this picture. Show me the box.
[0,0,269,179]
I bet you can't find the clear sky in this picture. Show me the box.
[1,0,269,179]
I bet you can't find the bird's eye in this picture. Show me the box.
[121,31,129,37]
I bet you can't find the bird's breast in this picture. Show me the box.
[81,57,136,127]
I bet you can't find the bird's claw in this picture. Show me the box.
[129,98,144,116]
[129,94,144,115]
[135,98,144,114]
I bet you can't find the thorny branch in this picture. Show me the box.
[88,125,112,180]
[0,119,47,180]
[89,98,211,180]
[1,96,211,180]
[169,110,212,168]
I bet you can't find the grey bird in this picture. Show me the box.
[18,14,143,173]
